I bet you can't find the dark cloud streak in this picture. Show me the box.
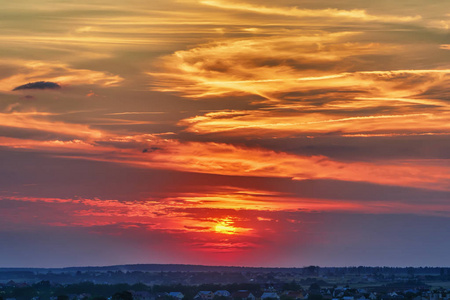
[12,81,61,91]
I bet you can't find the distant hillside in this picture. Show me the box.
[0,264,304,274]
[0,264,446,274]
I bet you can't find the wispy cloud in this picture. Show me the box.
[180,110,450,137]
[1,0,450,267]
[0,60,122,92]
[0,110,106,141]
[0,130,448,191]
[2,183,449,256]
[199,0,421,23]
[151,30,450,147]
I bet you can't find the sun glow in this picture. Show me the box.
[214,218,237,235]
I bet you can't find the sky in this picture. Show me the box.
[0,0,449,268]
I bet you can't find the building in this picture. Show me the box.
[168,292,184,300]
[215,291,231,298]
[196,292,215,300]
[261,292,280,300]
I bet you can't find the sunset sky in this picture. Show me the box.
[0,0,450,268]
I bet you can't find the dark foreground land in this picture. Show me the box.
[0,265,449,300]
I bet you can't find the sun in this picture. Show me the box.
[214,218,236,235]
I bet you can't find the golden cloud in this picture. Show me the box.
[0,60,123,92]
[3,134,447,191]
[199,0,421,23]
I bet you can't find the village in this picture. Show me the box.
[1,266,449,300]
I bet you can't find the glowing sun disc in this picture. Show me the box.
[215,221,236,234]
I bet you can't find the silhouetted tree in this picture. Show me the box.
[309,283,321,292]
[283,280,301,291]
[112,291,133,300]
[305,266,320,277]
[57,295,69,300]
[308,295,323,300]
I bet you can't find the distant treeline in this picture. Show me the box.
[1,266,449,287]
[1,265,449,275]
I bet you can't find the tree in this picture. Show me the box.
[57,295,69,300]
[308,295,323,300]
[112,291,133,300]
[283,280,301,292]
[309,283,321,292]
[305,266,320,277]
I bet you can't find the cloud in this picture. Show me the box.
[3,134,447,191]
[199,0,421,23]
[150,31,450,143]
[0,96,447,194]
[151,33,450,101]
[12,81,61,91]
[3,188,449,246]
[0,60,123,92]
[179,108,450,137]
[0,97,448,192]
[142,147,162,153]
[149,31,385,99]
[1,0,449,269]
[1,192,449,266]
[0,111,106,141]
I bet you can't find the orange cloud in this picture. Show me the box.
[162,35,450,141]
[3,184,449,243]
[0,111,106,140]
[0,126,448,191]
[199,0,421,23]
[0,60,122,92]
[149,32,399,99]
[149,28,450,112]
[23,137,448,191]
[129,140,450,191]
[179,109,450,137]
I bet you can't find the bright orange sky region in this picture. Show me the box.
[0,0,449,268]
